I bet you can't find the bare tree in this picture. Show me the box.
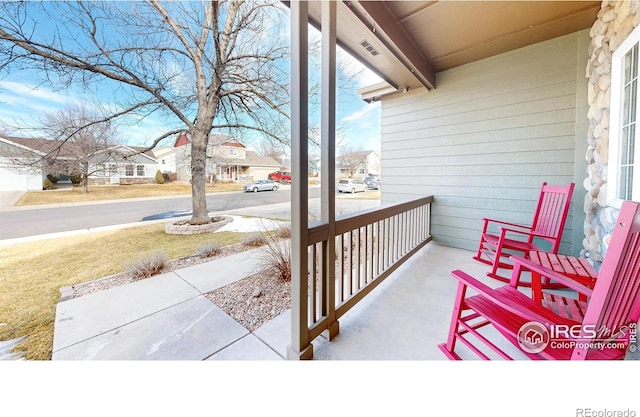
[255,139,284,160]
[337,147,366,178]
[0,102,120,192]
[41,102,120,193]
[0,1,289,224]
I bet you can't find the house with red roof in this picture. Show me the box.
[173,133,281,183]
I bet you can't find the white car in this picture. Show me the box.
[243,179,280,192]
[337,179,367,193]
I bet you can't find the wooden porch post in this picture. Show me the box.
[321,0,339,340]
[287,0,312,360]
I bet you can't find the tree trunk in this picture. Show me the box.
[82,161,89,193]
[190,131,209,225]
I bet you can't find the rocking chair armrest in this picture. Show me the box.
[499,227,554,241]
[509,255,594,298]
[482,218,531,231]
[451,270,555,324]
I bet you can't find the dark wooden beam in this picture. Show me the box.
[346,1,436,90]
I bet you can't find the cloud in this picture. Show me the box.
[0,80,71,106]
[340,101,380,123]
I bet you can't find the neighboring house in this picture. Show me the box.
[153,147,177,175]
[173,133,281,182]
[0,135,157,187]
[88,146,158,185]
[0,136,45,191]
[336,150,379,179]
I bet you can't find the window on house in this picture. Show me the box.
[229,148,237,156]
[610,25,640,206]
[125,165,134,176]
[137,165,145,176]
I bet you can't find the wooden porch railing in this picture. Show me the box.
[301,196,433,345]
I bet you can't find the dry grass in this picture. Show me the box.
[0,223,251,360]
[15,182,243,206]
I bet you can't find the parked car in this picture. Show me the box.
[364,176,381,190]
[337,179,367,193]
[268,171,292,184]
[243,179,280,193]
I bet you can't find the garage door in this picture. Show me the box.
[0,165,42,191]
[251,167,277,180]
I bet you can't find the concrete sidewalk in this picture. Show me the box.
[52,247,289,360]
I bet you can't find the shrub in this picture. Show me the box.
[69,173,82,184]
[247,224,292,282]
[274,224,291,239]
[46,174,59,183]
[125,251,167,280]
[43,178,56,190]
[241,232,267,247]
[257,234,291,282]
[197,242,221,258]
[155,170,165,184]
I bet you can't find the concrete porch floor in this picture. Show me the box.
[312,242,640,360]
[311,242,530,360]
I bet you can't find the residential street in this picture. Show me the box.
[0,186,322,240]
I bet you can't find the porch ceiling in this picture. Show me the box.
[308,1,601,92]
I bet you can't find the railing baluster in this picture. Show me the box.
[337,234,343,303]
[376,220,381,277]
[312,243,317,323]
[349,230,353,297]
[369,224,372,283]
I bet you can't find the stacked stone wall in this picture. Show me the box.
[584,0,640,263]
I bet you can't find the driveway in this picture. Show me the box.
[0,191,25,208]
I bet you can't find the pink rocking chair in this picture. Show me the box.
[440,200,640,360]
[474,182,575,283]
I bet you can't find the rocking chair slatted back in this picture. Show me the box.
[531,184,574,250]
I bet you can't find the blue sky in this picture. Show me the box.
[0,4,382,155]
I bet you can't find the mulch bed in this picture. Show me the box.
[205,269,291,332]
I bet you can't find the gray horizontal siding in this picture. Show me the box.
[380,31,589,254]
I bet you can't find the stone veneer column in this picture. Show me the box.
[584,0,640,264]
